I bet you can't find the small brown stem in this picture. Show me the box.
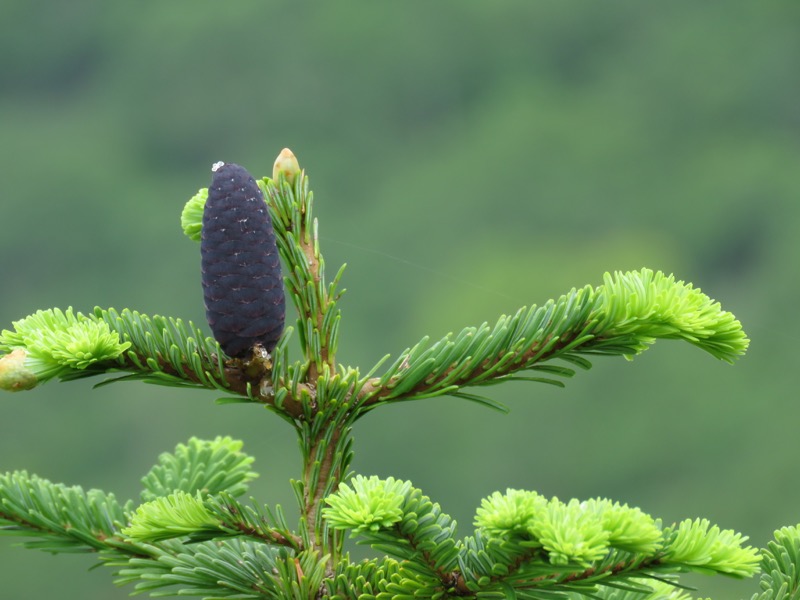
[222,519,303,550]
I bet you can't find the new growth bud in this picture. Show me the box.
[0,349,38,392]
[201,162,285,357]
[272,148,300,186]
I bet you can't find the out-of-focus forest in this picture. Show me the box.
[1,2,797,598]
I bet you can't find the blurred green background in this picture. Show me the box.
[1,1,798,598]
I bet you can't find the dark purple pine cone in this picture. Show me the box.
[201,162,285,357]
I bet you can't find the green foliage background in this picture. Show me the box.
[0,1,797,598]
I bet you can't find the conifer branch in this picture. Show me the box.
[0,470,145,557]
[1,156,747,430]
[355,269,748,413]
[323,476,759,598]
[0,441,315,596]
[751,525,800,599]
[92,307,231,391]
[0,148,765,599]
[262,149,343,382]
[139,436,258,502]
[206,493,304,550]
[326,557,400,599]
[111,538,322,598]
[122,490,303,552]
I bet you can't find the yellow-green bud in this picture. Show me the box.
[272,148,300,186]
[0,349,38,392]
